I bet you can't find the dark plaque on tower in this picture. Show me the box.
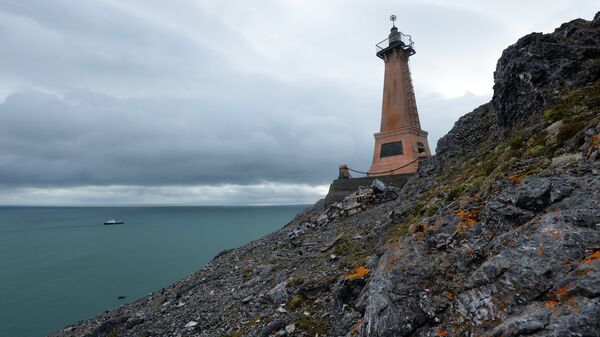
[380,141,403,158]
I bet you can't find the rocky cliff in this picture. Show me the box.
[52,13,600,337]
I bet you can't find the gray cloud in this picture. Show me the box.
[0,1,597,204]
[0,86,374,187]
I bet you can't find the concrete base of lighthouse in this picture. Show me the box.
[368,127,430,176]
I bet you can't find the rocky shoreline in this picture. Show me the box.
[51,12,600,337]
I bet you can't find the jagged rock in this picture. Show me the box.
[184,321,198,328]
[489,302,550,337]
[333,277,366,312]
[284,324,295,334]
[493,16,600,131]
[499,176,551,211]
[255,264,274,277]
[551,152,583,166]
[268,281,288,305]
[257,318,286,337]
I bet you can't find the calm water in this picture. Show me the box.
[0,205,307,337]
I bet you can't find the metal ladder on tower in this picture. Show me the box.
[403,64,421,130]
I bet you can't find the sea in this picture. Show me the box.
[0,205,308,337]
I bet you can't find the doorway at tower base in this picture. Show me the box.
[368,127,430,176]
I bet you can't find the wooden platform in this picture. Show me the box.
[324,173,414,205]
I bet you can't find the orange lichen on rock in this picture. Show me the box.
[348,319,363,336]
[455,208,481,233]
[545,285,571,309]
[345,266,369,279]
[446,291,454,300]
[588,133,600,155]
[582,250,600,264]
[437,328,449,336]
[410,223,429,234]
[556,286,570,301]
[465,247,474,258]
[537,247,545,255]
[547,228,561,239]
[507,173,523,184]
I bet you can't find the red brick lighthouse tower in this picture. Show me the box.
[368,16,430,176]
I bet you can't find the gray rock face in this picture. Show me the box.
[268,281,288,305]
[361,161,600,337]
[49,11,600,337]
[493,15,600,131]
[499,176,552,211]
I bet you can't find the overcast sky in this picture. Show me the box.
[0,1,597,205]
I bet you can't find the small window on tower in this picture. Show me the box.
[417,142,426,154]
[380,141,403,158]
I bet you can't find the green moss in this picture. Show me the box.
[220,332,242,337]
[286,293,306,310]
[140,331,150,337]
[331,237,370,274]
[447,187,464,201]
[332,239,361,256]
[557,120,585,143]
[107,331,119,337]
[247,315,272,326]
[337,258,353,271]
[543,80,600,123]
[529,130,548,147]
[387,223,409,242]
[508,131,526,150]
[412,202,425,215]
[242,268,253,281]
[480,160,496,177]
[286,276,303,288]
[299,317,330,335]
[529,144,548,156]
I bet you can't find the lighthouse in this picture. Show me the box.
[368,16,430,176]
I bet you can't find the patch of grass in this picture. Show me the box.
[480,160,496,177]
[299,317,330,335]
[337,258,353,272]
[242,268,253,281]
[332,239,361,256]
[447,187,464,201]
[246,315,272,326]
[557,120,585,144]
[508,131,526,150]
[220,332,242,337]
[412,202,425,215]
[286,293,306,310]
[529,145,549,156]
[529,130,548,147]
[543,80,600,123]
[386,223,410,243]
[286,276,303,288]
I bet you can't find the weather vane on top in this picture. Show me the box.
[390,14,397,27]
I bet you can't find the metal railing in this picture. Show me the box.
[375,31,415,55]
